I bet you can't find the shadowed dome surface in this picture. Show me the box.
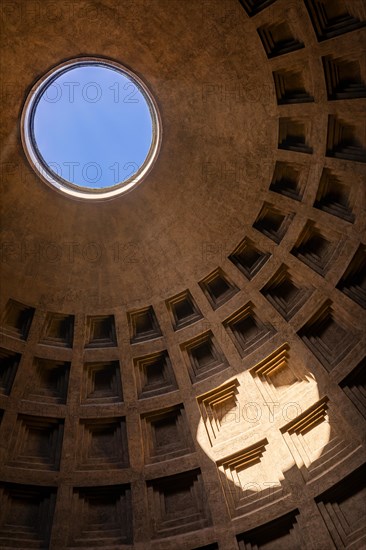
[0,0,365,549]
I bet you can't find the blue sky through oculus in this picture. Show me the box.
[33,65,153,189]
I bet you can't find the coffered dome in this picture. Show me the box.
[0,1,365,548]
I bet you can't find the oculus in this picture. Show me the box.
[21,57,161,200]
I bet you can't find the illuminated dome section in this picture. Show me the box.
[21,58,161,200]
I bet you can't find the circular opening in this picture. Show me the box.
[21,58,162,200]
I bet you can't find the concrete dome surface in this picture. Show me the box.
[0,1,365,549]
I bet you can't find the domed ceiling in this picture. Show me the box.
[0,0,365,549]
